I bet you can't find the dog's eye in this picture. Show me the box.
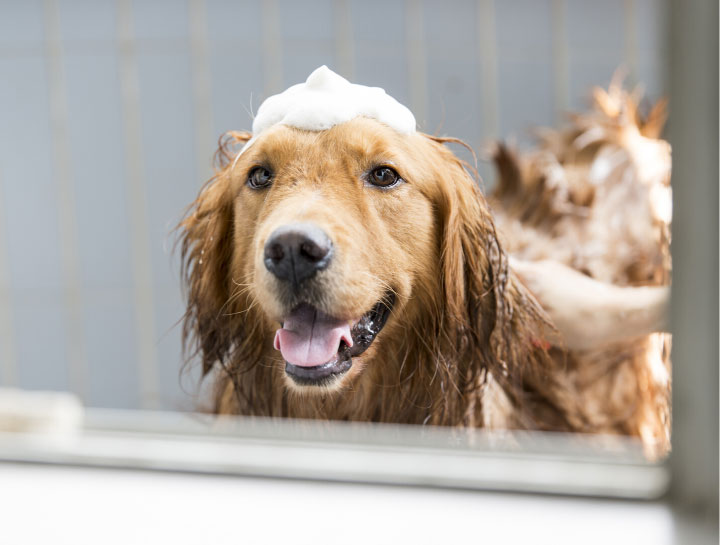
[369,166,402,188]
[247,166,273,189]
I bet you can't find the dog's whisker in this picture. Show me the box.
[218,286,248,316]
[223,295,262,317]
[357,271,400,301]
[241,93,255,122]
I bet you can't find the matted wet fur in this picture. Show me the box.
[178,83,670,456]
[490,80,671,457]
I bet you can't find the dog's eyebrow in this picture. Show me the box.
[374,159,398,167]
[363,155,405,173]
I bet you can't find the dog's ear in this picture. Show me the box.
[178,131,252,375]
[429,138,503,350]
[429,137,575,428]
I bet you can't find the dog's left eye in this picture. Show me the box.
[247,166,273,189]
[368,166,402,188]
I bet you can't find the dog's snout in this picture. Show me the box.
[264,223,333,286]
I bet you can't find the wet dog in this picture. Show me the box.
[178,79,670,457]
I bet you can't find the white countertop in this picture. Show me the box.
[1,462,677,545]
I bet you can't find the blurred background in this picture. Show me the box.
[0,0,668,410]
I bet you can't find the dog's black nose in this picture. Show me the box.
[264,223,333,286]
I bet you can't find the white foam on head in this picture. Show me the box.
[240,66,416,154]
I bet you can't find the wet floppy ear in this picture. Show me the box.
[432,139,570,422]
[427,137,579,429]
[178,131,252,374]
[432,138,556,358]
[430,138,503,350]
[214,130,253,169]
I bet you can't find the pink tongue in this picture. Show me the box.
[274,306,353,367]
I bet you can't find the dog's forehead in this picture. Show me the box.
[251,118,418,165]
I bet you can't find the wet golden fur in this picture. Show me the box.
[180,118,583,430]
[489,82,672,457]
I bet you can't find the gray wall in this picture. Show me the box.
[0,0,667,410]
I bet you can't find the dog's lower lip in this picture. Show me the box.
[285,354,352,385]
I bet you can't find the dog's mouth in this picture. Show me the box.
[274,293,395,386]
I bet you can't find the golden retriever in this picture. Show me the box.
[179,82,670,456]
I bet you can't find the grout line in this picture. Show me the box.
[261,0,283,97]
[116,0,160,409]
[333,0,355,80]
[477,0,499,142]
[43,0,86,399]
[188,0,214,183]
[0,169,17,386]
[623,0,638,80]
[551,0,569,122]
[405,0,427,129]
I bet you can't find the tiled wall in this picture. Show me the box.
[0,0,667,410]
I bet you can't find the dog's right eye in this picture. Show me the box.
[368,166,402,188]
[247,167,273,189]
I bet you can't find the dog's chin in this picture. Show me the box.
[279,293,395,391]
[283,354,354,393]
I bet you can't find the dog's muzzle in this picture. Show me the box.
[264,222,395,387]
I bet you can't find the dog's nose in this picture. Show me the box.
[264,223,333,286]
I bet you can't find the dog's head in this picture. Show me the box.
[180,117,545,417]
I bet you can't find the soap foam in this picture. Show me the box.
[241,66,416,153]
